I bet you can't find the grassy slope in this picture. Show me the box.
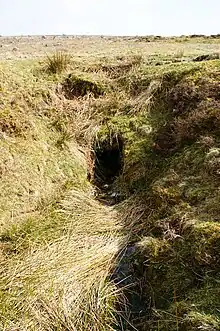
[0,38,220,330]
[0,59,122,330]
[113,60,220,330]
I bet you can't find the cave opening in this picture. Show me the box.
[93,135,124,188]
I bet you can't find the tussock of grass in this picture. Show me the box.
[45,51,71,74]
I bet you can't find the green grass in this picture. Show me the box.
[1,39,220,330]
[110,59,220,329]
[0,59,123,330]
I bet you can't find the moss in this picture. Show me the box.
[100,61,220,330]
[133,219,220,329]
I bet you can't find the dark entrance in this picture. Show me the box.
[93,135,124,188]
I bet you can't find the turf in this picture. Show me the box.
[0,35,220,330]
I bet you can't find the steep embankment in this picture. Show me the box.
[0,52,220,331]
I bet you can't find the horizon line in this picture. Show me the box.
[1,33,220,38]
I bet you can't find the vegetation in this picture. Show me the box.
[45,51,71,74]
[63,74,105,98]
[0,37,220,330]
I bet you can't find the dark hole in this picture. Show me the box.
[62,74,104,99]
[93,135,124,188]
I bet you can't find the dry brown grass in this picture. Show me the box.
[0,189,123,330]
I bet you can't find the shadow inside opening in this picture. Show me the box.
[93,135,124,189]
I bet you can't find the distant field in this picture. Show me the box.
[0,35,220,61]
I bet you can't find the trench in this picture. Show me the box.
[90,134,147,330]
[91,134,124,205]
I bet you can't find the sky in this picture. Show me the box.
[0,0,219,36]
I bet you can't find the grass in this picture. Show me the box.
[113,61,220,329]
[0,59,123,330]
[1,234,121,330]
[1,37,220,330]
[0,186,123,330]
[45,51,71,74]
